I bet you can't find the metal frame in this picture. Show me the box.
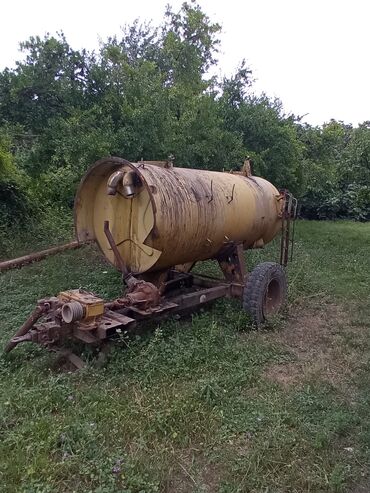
[280,190,298,267]
[4,244,246,368]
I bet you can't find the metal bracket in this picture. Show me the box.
[226,184,235,203]
[279,190,298,266]
[217,243,246,284]
[103,220,138,289]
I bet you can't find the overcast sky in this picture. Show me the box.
[1,0,369,126]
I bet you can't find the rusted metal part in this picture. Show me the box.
[279,190,298,266]
[103,220,129,276]
[4,263,245,368]
[160,271,193,294]
[95,315,131,339]
[290,199,298,262]
[0,241,82,273]
[4,298,58,353]
[171,284,232,310]
[73,327,99,344]
[103,220,139,289]
[113,280,161,311]
[5,234,247,355]
[13,321,68,347]
[230,158,253,177]
[75,157,284,276]
[217,243,246,284]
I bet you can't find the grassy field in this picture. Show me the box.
[0,220,369,493]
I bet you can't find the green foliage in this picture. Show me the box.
[0,33,88,133]
[161,1,221,89]
[0,1,369,231]
[299,121,370,220]
[221,88,304,193]
[0,129,31,227]
[0,133,13,179]
[0,206,73,260]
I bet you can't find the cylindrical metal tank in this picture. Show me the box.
[75,157,283,274]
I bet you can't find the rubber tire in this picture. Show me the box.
[243,262,287,327]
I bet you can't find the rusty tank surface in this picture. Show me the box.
[75,157,283,275]
[5,157,297,369]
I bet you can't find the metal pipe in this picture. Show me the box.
[107,170,124,195]
[121,171,136,197]
[4,305,45,353]
[0,241,82,272]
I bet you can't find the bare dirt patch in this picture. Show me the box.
[264,361,303,388]
[262,302,368,394]
[165,450,225,493]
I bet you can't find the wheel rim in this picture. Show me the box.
[263,278,283,316]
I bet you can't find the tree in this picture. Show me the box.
[220,65,303,194]
[0,129,30,225]
[0,33,89,133]
[0,2,368,224]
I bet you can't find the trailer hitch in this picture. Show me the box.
[4,297,62,354]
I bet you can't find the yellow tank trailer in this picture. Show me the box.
[5,157,297,368]
[75,157,283,274]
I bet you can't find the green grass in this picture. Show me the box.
[0,220,369,492]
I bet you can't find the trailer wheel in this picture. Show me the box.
[243,262,287,327]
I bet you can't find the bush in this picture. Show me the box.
[0,180,30,225]
[0,131,33,226]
